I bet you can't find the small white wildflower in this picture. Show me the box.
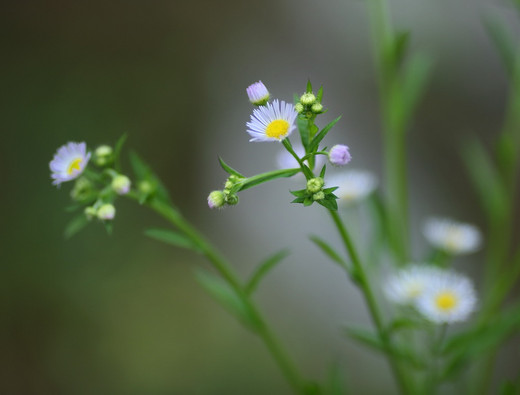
[384,264,442,305]
[416,270,477,324]
[326,170,377,205]
[50,142,91,186]
[246,99,298,142]
[423,218,482,255]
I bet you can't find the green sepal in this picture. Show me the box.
[303,197,314,206]
[245,249,290,295]
[316,86,324,103]
[145,228,201,252]
[291,197,306,204]
[309,235,347,269]
[306,79,313,93]
[113,133,128,172]
[64,213,89,239]
[218,157,245,178]
[320,164,327,178]
[290,188,308,198]
[195,269,257,330]
[308,116,342,153]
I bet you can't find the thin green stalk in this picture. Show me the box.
[329,209,412,395]
[128,194,309,394]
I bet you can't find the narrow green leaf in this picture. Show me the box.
[393,30,410,65]
[64,214,89,239]
[304,197,313,207]
[485,16,517,77]
[306,79,313,93]
[317,86,324,103]
[113,133,128,172]
[462,138,508,220]
[195,269,256,329]
[298,116,310,150]
[323,186,338,194]
[318,197,338,211]
[290,188,307,198]
[308,116,342,152]
[238,168,300,191]
[129,151,172,205]
[309,235,347,268]
[218,157,245,178]
[324,361,347,395]
[400,52,432,124]
[320,164,327,178]
[245,249,290,295]
[145,228,200,252]
[291,197,306,204]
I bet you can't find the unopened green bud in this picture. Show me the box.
[226,194,239,205]
[97,204,116,220]
[224,180,234,190]
[94,145,113,167]
[300,92,316,105]
[208,191,225,209]
[138,180,154,195]
[313,191,325,201]
[84,206,97,220]
[311,103,323,113]
[294,103,304,113]
[307,177,324,193]
[71,177,93,201]
[111,175,131,195]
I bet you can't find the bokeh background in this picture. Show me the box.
[2,0,518,394]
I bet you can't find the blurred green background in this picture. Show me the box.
[2,0,517,394]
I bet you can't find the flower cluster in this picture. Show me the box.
[49,140,133,226]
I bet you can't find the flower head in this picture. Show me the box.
[94,145,113,167]
[326,170,377,205]
[208,190,225,209]
[300,92,316,105]
[423,218,482,255]
[329,144,352,166]
[384,264,442,305]
[246,81,270,106]
[416,270,477,324]
[246,99,297,142]
[50,142,91,186]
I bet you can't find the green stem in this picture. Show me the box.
[129,194,309,394]
[328,209,412,394]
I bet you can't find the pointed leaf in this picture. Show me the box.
[400,52,432,124]
[308,116,342,152]
[64,214,89,239]
[317,86,324,103]
[298,116,310,149]
[309,236,347,269]
[318,197,338,211]
[113,133,128,172]
[129,151,172,205]
[195,269,256,329]
[306,79,313,93]
[291,197,306,204]
[218,157,245,178]
[245,249,290,295]
[485,16,518,77]
[320,164,327,178]
[145,228,200,252]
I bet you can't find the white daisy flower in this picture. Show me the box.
[326,170,377,205]
[384,264,442,305]
[246,99,297,142]
[423,218,482,255]
[416,270,477,324]
[50,142,91,186]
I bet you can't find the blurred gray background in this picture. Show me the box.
[2,0,517,393]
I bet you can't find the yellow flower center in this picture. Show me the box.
[446,229,463,251]
[67,158,83,175]
[266,119,290,139]
[407,284,423,299]
[435,291,457,311]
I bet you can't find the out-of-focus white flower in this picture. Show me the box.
[416,270,477,324]
[50,142,91,186]
[246,99,297,142]
[384,264,442,305]
[328,144,351,166]
[246,81,270,106]
[326,170,377,205]
[423,218,482,255]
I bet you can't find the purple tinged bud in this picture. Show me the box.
[329,144,352,166]
[246,81,270,106]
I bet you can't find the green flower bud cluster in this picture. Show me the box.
[84,202,116,221]
[296,91,325,118]
[290,176,339,210]
[208,175,244,209]
[94,145,114,167]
